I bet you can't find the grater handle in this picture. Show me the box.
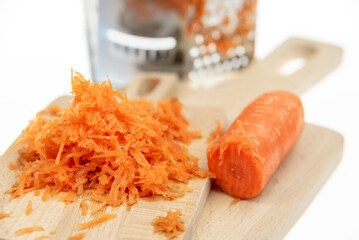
[125,72,179,100]
[247,37,343,95]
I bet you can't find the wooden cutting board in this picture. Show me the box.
[0,95,226,240]
[126,38,344,239]
[0,37,343,240]
[128,38,343,121]
[193,124,343,240]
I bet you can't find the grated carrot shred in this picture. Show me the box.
[35,189,41,196]
[34,236,50,240]
[0,212,13,220]
[207,119,223,143]
[25,200,32,215]
[48,104,62,115]
[77,214,116,230]
[9,162,17,170]
[42,185,51,201]
[8,71,212,207]
[80,200,88,216]
[58,191,77,204]
[68,232,85,240]
[50,231,56,235]
[152,210,185,239]
[230,197,242,206]
[15,226,44,235]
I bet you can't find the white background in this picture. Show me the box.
[0,0,358,239]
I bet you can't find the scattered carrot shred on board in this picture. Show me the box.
[9,162,17,170]
[42,185,51,201]
[68,232,85,240]
[58,191,77,204]
[80,200,88,216]
[207,119,223,143]
[34,236,50,240]
[90,203,107,216]
[48,104,62,115]
[152,210,185,240]
[15,226,44,235]
[25,200,32,215]
[77,214,116,230]
[34,189,41,196]
[230,198,242,206]
[8,70,212,207]
[0,212,13,220]
[49,231,56,235]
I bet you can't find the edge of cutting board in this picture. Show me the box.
[193,123,343,240]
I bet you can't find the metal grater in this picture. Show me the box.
[84,0,257,89]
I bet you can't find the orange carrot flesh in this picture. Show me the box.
[207,119,223,143]
[230,198,242,206]
[80,201,88,216]
[152,210,185,239]
[207,90,304,198]
[77,214,116,230]
[34,236,50,240]
[9,162,17,170]
[68,232,85,240]
[48,104,62,115]
[15,226,45,235]
[25,200,32,215]
[0,212,13,220]
[42,185,51,201]
[9,71,211,206]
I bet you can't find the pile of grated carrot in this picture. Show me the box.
[152,210,185,239]
[8,71,212,207]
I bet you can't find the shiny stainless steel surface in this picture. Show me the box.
[85,0,257,88]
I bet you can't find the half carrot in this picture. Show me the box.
[207,90,304,198]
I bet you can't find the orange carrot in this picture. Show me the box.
[25,200,32,215]
[34,189,41,196]
[42,185,51,201]
[230,198,241,206]
[90,203,107,216]
[68,232,85,240]
[77,214,116,229]
[48,104,62,115]
[152,210,185,239]
[9,162,17,170]
[9,71,210,206]
[207,90,304,198]
[0,212,13,220]
[49,231,56,235]
[15,226,44,235]
[34,236,50,240]
[80,201,88,216]
[207,119,223,143]
[58,191,77,204]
